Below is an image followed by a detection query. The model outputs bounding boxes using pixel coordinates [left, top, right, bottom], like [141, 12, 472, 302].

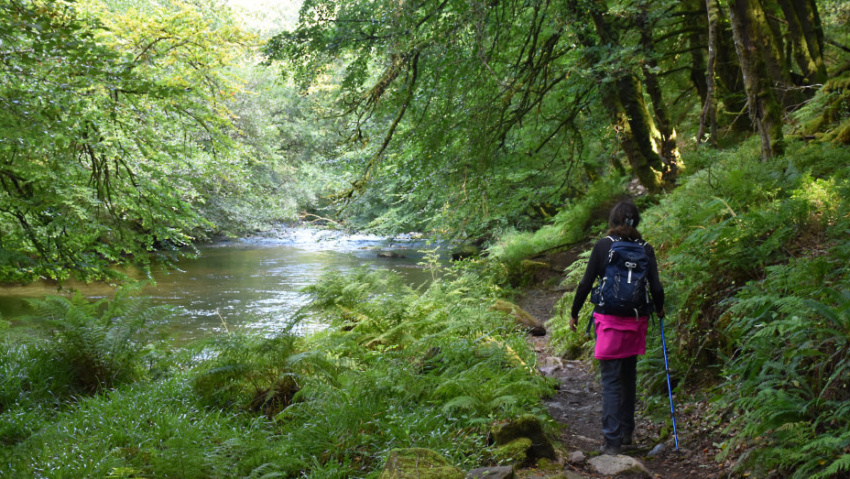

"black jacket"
[570, 236, 665, 319]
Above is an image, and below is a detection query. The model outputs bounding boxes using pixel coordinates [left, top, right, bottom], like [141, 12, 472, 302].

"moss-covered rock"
[490, 415, 556, 462]
[489, 300, 546, 336]
[493, 437, 532, 465]
[378, 448, 464, 479]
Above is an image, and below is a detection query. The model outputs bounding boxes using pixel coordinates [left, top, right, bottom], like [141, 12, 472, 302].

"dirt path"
[517, 289, 731, 478]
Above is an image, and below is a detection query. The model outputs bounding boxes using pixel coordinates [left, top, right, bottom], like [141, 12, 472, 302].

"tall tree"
[0, 0, 255, 282]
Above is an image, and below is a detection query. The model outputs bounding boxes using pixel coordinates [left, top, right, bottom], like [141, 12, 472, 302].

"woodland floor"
[516, 287, 735, 479]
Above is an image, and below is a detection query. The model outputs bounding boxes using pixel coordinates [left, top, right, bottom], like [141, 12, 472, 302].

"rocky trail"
[515, 288, 733, 479]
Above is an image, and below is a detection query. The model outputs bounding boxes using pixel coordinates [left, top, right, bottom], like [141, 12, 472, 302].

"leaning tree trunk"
[728, 0, 786, 158]
[714, 6, 751, 132]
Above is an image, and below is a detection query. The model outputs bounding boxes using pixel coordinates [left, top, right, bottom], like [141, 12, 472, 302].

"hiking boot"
[621, 434, 633, 446]
[599, 442, 622, 455]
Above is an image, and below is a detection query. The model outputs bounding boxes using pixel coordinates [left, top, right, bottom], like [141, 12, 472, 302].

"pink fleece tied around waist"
[593, 312, 649, 360]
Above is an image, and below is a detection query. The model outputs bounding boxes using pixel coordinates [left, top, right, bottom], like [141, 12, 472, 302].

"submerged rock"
[379, 448, 464, 479]
[377, 251, 407, 259]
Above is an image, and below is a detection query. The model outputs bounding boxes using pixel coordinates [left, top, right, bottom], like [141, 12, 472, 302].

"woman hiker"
[569, 200, 665, 455]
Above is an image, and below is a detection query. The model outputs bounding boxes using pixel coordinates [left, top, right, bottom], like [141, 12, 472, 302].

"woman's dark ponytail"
[608, 201, 642, 240]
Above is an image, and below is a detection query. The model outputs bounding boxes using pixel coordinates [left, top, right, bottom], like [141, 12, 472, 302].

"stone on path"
[567, 450, 586, 464]
[466, 465, 514, 479]
[538, 357, 564, 376]
[587, 454, 651, 477]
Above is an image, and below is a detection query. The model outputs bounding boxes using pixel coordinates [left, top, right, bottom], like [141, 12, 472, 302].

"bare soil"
[517, 287, 734, 478]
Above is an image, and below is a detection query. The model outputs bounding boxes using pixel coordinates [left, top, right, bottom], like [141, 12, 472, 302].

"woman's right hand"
[569, 316, 578, 332]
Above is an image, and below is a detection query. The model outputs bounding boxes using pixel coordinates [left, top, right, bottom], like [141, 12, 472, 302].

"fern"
[20, 285, 171, 395]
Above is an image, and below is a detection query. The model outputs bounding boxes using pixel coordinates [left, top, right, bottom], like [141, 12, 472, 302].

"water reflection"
[0, 228, 441, 341]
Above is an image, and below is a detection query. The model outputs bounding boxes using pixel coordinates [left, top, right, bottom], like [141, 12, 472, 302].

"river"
[0, 227, 441, 341]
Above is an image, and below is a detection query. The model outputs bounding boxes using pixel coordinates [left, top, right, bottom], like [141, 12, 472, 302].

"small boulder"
[587, 454, 651, 477]
[466, 465, 514, 479]
[490, 415, 556, 462]
[489, 300, 546, 336]
[379, 448, 464, 479]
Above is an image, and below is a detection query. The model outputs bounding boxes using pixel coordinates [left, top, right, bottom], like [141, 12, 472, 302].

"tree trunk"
[714, 6, 751, 132]
[685, 0, 709, 106]
[586, 0, 665, 192]
[638, 2, 679, 182]
[699, 0, 720, 147]
[777, 0, 827, 84]
[728, 0, 786, 158]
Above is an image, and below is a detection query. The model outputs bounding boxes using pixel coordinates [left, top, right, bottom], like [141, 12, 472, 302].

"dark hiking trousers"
[599, 355, 637, 447]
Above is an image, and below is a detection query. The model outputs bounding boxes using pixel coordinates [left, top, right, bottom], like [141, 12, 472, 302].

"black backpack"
[590, 236, 654, 318]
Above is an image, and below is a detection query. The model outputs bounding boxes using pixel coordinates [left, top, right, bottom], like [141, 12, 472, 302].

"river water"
[0, 227, 440, 341]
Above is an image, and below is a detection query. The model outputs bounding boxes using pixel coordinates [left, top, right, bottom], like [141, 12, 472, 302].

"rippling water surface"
[0, 227, 441, 341]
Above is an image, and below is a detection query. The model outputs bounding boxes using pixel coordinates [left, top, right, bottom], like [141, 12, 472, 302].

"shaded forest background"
[1, 0, 850, 477]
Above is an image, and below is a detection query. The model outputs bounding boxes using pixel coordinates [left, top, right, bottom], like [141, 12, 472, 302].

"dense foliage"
[2, 0, 850, 477]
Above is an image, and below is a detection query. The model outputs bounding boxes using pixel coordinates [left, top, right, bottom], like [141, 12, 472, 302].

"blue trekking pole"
[658, 315, 680, 451]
